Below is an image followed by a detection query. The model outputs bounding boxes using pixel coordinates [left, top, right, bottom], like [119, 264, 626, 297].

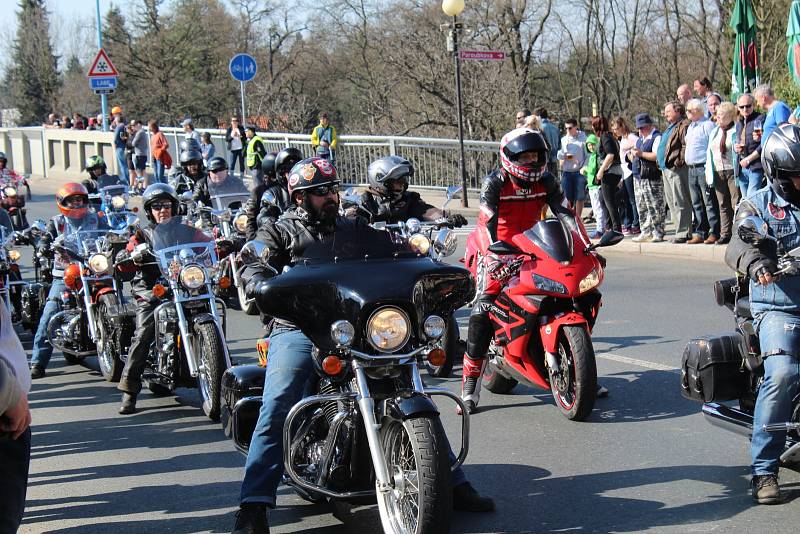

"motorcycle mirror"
[373, 221, 386, 231]
[487, 240, 522, 256]
[240, 239, 269, 266]
[30, 219, 46, 235]
[179, 191, 193, 202]
[433, 228, 458, 258]
[737, 215, 772, 244]
[443, 185, 463, 209]
[406, 218, 422, 234]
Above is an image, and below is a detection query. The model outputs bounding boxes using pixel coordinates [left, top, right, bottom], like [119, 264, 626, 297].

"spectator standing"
[44, 112, 58, 128]
[87, 118, 97, 131]
[612, 116, 640, 235]
[537, 108, 561, 176]
[182, 118, 201, 144]
[684, 98, 720, 244]
[311, 112, 338, 163]
[734, 93, 765, 197]
[148, 120, 172, 184]
[631, 113, 666, 243]
[225, 117, 246, 179]
[245, 127, 267, 183]
[131, 120, 149, 191]
[125, 122, 136, 186]
[657, 100, 693, 243]
[707, 93, 722, 123]
[694, 77, 713, 116]
[676, 84, 693, 105]
[61, 115, 72, 129]
[201, 132, 215, 168]
[754, 84, 791, 147]
[0, 299, 33, 534]
[581, 134, 606, 238]
[705, 102, 740, 244]
[112, 107, 129, 185]
[557, 118, 587, 217]
[593, 116, 623, 233]
[515, 108, 531, 128]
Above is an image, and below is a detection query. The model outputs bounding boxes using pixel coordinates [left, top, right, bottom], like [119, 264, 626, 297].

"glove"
[446, 213, 468, 228]
[749, 258, 777, 284]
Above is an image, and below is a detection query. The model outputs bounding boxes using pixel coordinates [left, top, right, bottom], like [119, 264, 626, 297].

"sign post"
[229, 54, 258, 127]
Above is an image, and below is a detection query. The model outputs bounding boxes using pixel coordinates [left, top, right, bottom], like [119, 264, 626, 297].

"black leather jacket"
[245, 181, 291, 240]
[359, 190, 442, 224]
[116, 225, 162, 302]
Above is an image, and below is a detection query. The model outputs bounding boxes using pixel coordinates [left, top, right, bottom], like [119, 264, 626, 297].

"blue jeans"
[740, 167, 764, 199]
[240, 328, 466, 506]
[687, 165, 720, 238]
[752, 311, 800, 475]
[115, 147, 129, 183]
[30, 279, 66, 369]
[153, 160, 165, 184]
[622, 175, 639, 229]
[561, 171, 587, 203]
[229, 150, 245, 178]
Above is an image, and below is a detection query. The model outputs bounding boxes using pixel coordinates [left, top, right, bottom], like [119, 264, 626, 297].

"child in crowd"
[581, 134, 606, 239]
[201, 132, 215, 168]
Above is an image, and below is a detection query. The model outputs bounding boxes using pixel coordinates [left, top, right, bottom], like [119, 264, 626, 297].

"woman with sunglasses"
[734, 93, 766, 198]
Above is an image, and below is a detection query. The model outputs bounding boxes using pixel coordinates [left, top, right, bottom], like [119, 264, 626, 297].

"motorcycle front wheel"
[377, 415, 452, 534]
[96, 298, 123, 382]
[548, 325, 597, 421]
[194, 321, 226, 421]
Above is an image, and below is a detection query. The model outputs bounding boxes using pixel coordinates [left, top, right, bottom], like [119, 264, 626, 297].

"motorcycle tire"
[548, 325, 597, 421]
[195, 321, 226, 421]
[96, 299, 123, 382]
[426, 314, 458, 378]
[377, 415, 451, 534]
[483, 359, 518, 394]
[237, 281, 258, 316]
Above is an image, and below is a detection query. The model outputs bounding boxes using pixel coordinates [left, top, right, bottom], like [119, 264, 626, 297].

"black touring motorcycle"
[222, 225, 472, 533]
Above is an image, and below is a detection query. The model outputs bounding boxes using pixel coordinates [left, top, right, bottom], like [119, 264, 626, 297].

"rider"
[193, 156, 246, 226]
[116, 183, 181, 414]
[29, 183, 109, 379]
[0, 152, 22, 180]
[231, 157, 494, 534]
[82, 155, 126, 198]
[251, 147, 301, 235]
[174, 149, 207, 196]
[244, 151, 277, 241]
[724, 123, 800, 505]
[460, 127, 582, 414]
[360, 155, 468, 226]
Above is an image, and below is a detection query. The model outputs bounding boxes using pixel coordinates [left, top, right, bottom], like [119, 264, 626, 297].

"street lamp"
[442, 0, 468, 207]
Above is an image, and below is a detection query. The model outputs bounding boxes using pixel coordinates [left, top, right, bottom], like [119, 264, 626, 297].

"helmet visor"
[503, 132, 546, 160]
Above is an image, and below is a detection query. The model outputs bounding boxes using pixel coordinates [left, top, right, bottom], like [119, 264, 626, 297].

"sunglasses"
[150, 201, 173, 211]
[64, 197, 87, 208]
[307, 184, 339, 197]
[738, 104, 753, 109]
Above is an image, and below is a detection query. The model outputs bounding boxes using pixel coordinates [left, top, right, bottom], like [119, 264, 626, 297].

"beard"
[302, 195, 339, 224]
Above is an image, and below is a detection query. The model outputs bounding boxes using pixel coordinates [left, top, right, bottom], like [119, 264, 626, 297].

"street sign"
[229, 53, 257, 82]
[93, 89, 115, 95]
[90, 77, 117, 91]
[87, 48, 119, 77]
[458, 50, 506, 61]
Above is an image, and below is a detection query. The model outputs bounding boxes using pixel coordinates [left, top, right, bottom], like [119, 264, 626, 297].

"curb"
[604, 238, 726, 263]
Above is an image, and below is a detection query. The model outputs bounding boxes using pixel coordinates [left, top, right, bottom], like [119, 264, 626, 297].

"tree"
[5, 0, 60, 125]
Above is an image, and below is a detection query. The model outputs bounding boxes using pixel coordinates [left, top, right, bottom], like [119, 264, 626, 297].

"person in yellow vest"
[311, 112, 338, 164]
[245, 127, 267, 183]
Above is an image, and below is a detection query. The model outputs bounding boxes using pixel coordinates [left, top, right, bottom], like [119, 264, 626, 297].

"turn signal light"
[64, 263, 82, 290]
[256, 338, 270, 367]
[219, 276, 232, 289]
[152, 284, 167, 298]
[322, 355, 343, 375]
[427, 348, 446, 367]
[132, 206, 139, 213]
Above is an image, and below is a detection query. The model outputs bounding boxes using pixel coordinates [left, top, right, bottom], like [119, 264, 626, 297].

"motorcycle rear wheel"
[195, 321, 226, 421]
[96, 300, 123, 382]
[549, 325, 597, 421]
[377, 415, 451, 534]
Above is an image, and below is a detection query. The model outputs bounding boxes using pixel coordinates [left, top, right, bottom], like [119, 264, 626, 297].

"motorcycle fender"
[93, 286, 116, 304]
[539, 312, 589, 354]
[192, 312, 218, 330]
[384, 394, 439, 421]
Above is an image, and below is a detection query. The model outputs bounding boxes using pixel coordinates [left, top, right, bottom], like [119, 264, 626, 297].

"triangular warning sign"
[87, 49, 118, 77]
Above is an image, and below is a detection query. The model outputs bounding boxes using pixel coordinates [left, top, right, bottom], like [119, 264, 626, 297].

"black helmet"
[207, 156, 228, 173]
[142, 183, 179, 223]
[500, 128, 549, 186]
[262, 151, 278, 180]
[179, 138, 201, 152]
[0, 151, 6, 163]
[763, 123, 800, 206]
[287, 157, 339, 199]
[179, 149, 203, 167]
[367, 155, 414, 197]
[275, 147, 303, 177]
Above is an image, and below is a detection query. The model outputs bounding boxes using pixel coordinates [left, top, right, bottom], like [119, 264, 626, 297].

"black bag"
[221, 364, 265, 446]
[681, 332, 747, 402]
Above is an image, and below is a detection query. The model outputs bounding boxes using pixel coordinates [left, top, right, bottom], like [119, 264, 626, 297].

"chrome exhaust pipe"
[701, 402, 753, 438]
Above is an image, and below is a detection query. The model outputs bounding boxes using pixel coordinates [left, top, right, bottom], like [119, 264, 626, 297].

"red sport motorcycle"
[464, 218, 622, 420]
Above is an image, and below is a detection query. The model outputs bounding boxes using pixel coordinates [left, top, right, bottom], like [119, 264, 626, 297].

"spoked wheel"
[377, 416, 451, 534]
[426, 314, 458, 378]
[548, 325, 597, 421]
[194, 321, 227, 421]
[96, 300, 123, 382]
[237, 280, 258, 315]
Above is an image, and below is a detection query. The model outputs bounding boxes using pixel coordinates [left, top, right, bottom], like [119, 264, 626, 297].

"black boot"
[453, 482, 495, 512]
[232, 503, 269, 534]
[30, 366, 45, 379]
[119, 393, 137, 415]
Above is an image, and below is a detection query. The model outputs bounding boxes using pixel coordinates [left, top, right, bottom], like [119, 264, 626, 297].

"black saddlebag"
[221, 365, 265, 447]
[681, 332, 747, 402]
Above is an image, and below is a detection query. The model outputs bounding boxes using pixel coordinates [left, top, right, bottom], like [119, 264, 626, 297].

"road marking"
[596, 351, 680, 373]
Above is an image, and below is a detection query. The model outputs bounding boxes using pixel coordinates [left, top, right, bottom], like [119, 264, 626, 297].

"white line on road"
[596, 351, 680, 373]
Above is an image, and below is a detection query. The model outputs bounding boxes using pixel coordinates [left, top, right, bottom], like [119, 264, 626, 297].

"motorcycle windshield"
[522, 218, 573, 263]
[62, 229, 112, 260]
[255, 226, 475, 351]
[99, 184, 130, 211]
[96, 175, 127, 189]
[151, 216, 216, 279]
[208, 176, 250, 211]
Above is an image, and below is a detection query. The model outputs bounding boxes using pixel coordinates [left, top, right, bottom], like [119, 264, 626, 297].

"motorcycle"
[0, 209, 26, 322]
[93, 183, 138, 231]
[685, 215, 800, 465]
[17, 219, 52, 333]
[222, 225, 471, 533]
[131, 216, 231, 420]
[464, 218, 623, 421]
[47, 224, 132, 379]
[0, 173, 29, 230]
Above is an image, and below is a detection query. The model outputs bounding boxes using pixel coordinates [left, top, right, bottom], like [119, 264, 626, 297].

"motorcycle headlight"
[111, 195, 126, 209]
[8, 250, 20, 262]
[433, 228, 458, 257]
[88, 253, 109, 274]
[367, 307, 411, 353]
[233, 213, 248, 233]
[579, 269, 600, 293]
[408, 233, 431, 255]
[330, 320, 355, 347]
[4, 187, 17, 197]
[180, 264, 206, 289]
[533, 273, 568, 294]
[423, 315, 446, 340]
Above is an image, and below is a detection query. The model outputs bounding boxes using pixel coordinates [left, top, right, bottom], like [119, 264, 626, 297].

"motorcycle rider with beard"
[231, 157, 494, 534]
[29, 183, 110, 379]
[359, 155, 468, 227]
[724, 123, 800, 504]
[115, 183, 181, 414]
[460, 127, 588, 414]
